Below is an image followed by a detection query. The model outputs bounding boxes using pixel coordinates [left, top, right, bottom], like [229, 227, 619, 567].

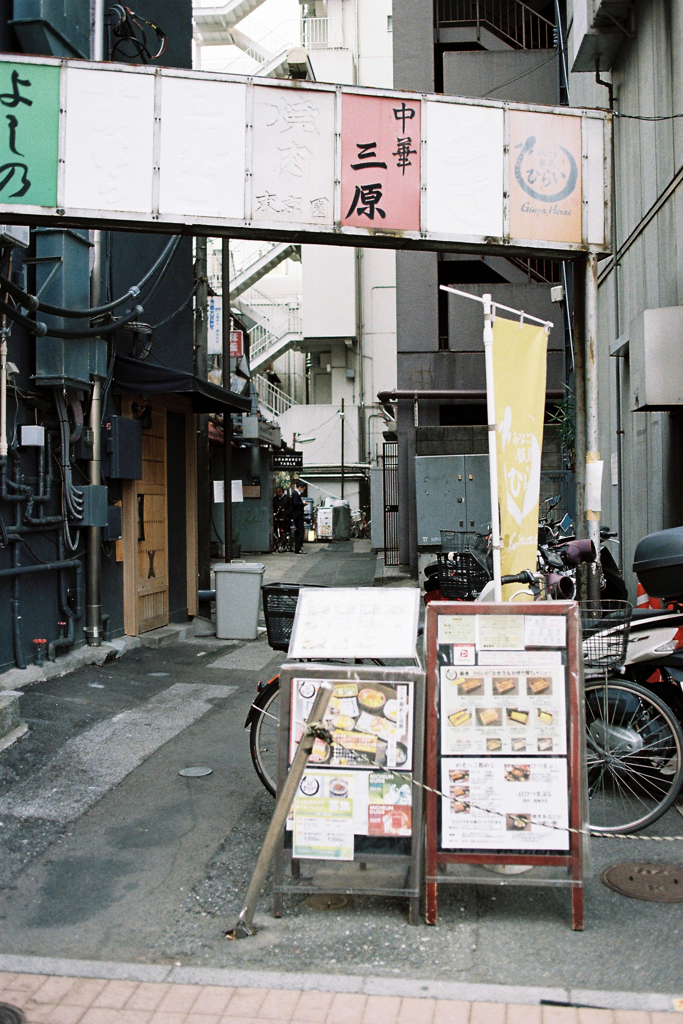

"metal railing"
[302, 17, 343, 49]
[250, 302, 302, 363]
[254, 374, 299, 418]
[437, 0, 555, 50]
[216, 16, 343, 73]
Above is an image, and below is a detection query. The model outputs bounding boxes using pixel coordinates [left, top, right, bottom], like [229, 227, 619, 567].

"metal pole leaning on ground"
[226, 681, 334, 939]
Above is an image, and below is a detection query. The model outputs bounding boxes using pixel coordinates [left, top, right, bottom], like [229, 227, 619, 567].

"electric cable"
[107, 5, 168, 63]
[0, 234, 178, 319]
[0, 295, 143, 338]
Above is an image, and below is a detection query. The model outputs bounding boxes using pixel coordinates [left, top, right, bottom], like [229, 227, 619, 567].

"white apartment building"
[194, 0, 397, 509]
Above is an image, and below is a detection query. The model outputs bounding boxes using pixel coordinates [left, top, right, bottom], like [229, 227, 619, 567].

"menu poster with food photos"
[440, 665, 566, 756]
[441, 757, 569, 850]
[293, 769, 355, 860]
[290, 678, 413, 771]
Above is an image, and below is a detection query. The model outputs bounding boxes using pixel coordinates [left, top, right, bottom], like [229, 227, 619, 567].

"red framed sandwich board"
[424, 600, 586, 930]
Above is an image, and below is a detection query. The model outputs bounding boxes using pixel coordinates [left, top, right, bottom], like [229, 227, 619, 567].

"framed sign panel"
[425, 601, 586, 931]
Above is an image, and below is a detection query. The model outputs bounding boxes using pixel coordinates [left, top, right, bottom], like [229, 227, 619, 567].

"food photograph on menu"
[440, 665, 566, 756]
[290, 678, 414, 770]
[440, 757, 570, 850]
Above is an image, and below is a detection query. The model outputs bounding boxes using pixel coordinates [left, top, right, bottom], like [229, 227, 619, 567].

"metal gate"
[382, 441, 400, 566]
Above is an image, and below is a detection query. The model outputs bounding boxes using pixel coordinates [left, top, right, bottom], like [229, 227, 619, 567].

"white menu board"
[288, 587, 420, 660]
[440, 664, 566, 756]
[441, 757, 569, 851]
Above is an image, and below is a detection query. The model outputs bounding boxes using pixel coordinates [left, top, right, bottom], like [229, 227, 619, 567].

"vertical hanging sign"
[341, 94, 421, 232]
[492, 318, 548, 598]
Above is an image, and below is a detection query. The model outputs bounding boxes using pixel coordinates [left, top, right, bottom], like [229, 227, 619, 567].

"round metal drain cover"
[602, 862, 683, 902]
[178, 766, 212, 777]
[305, 894, 352, 911]
[0, 1003, 26, 1024]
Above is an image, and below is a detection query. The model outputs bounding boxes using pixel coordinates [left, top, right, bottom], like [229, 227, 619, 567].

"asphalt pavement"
[0, 539, 682, 1003]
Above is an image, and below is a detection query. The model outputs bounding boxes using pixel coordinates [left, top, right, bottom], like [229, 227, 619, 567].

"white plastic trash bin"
[214, 562, 266, 640]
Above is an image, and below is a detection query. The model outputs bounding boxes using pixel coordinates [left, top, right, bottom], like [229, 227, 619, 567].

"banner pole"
[482, 294, 502, 602]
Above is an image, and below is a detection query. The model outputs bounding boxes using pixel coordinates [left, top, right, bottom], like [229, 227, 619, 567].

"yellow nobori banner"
[492, 318, 548, 600]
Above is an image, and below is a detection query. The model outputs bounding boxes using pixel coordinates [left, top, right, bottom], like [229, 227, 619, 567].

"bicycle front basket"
[580, 600, 632, 669]
[436, 550, 491, 601]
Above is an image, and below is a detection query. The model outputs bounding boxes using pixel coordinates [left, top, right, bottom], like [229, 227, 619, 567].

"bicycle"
[273, 516, 293, 553]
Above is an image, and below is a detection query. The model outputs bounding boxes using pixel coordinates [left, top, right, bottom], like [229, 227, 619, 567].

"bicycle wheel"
[249, 678, 280, 796]
[585, 677, 683, 834]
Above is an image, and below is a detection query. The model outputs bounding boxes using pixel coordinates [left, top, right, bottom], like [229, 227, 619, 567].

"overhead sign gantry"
[0, 55, 610, 256]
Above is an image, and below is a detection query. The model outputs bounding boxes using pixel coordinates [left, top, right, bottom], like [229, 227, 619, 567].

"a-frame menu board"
[424, 601, 586, 930]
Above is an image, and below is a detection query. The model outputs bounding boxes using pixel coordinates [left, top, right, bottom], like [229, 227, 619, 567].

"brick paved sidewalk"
[0, 974, 681, 1024]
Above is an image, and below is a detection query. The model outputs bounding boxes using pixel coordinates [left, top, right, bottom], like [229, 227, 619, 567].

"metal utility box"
[79, 484, 108, 527]
[103, 416, 143, 480]
[105, 504, 122, 542]
[33, 228, 92, 389]
[630, 307, 683, 411]
[415, 455, 490, 547]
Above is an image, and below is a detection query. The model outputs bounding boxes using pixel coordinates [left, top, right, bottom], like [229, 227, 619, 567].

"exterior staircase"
[193, 0, 269, 45]
[250, 301, 303, 373]
[254, 374, 299, 419]
[231, 242, 301, 300]
[436, 0, 555, 49]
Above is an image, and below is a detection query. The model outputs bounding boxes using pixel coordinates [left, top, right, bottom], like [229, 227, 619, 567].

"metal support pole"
[221, 237, 233, 561]
[340, 397, 345, 499]
[84, 379, 102, 644]
[482, 294, 502, 602]
[573, 257, 587, 602]
[194, 238, 211, 612]
[226, 681, 334, 939]
[585, 253, 601, 602]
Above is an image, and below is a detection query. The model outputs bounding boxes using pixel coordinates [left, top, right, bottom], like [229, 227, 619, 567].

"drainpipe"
[84, 379, 103, 644]
[585, 254, 601, 602]
[221, 237, 233, 561]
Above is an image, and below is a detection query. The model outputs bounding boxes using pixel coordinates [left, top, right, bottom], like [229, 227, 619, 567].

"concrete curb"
[0, 953, 679, 1012]
[0, 623, 198, 694]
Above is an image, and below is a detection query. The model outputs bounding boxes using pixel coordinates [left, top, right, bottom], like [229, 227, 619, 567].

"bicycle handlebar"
[500, 570, 538, 586]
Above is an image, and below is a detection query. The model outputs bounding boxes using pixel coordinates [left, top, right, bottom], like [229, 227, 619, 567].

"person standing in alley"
[291, 481, 306, 554]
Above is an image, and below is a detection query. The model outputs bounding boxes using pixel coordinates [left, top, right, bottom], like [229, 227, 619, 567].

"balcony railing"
[437, 0, 555, 50]
[302, 17, 344, 50]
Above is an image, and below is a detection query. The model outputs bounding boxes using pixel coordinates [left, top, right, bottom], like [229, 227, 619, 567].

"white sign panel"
[207, 295, 222, 356]
[63, 67, 155, 214]
[288, 587, 420, 660]
[425, 100, 504, 239]
[441, 757, 569, 850]
[159, 77, 246, 220]
[440, 664, 567, 756]
[250, 86, 336, 226]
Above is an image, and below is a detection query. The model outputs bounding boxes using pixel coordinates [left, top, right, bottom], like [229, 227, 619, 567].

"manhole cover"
[178, 766, 212, 777]
[305, 894, 352, 911]
[0, 1003, 26, 1024]
[602, 862, 683, 902]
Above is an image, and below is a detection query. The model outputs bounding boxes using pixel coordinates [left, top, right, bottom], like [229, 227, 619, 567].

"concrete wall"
[443, 50, 560, 104]
[567, 0, 683, 592]
[277, 404, 360, 468]
[302, 246, 357, 339]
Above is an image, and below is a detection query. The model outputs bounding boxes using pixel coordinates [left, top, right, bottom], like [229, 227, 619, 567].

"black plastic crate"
[436, 550, 490, 601]
[262, 583, 300, 652]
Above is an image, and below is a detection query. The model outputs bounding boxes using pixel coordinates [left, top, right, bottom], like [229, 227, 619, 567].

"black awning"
[112, 355, 252, 413]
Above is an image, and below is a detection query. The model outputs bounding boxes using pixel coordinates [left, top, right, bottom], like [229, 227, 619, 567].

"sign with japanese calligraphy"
[341, 94, 420, 232]
[251, 85, 335, 226]
[0, 55, 610, 258]
[0, 62, 59, 207]
[492, 318, 549, 598]
[230, 329, 243, 358]
[509, 110, 582, 245]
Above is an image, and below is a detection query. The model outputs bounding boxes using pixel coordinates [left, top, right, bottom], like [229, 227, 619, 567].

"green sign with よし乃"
[0, 61, 59, 207]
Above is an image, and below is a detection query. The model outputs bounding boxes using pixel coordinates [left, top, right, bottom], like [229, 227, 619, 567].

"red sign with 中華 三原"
[341, 94, 421, 233]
